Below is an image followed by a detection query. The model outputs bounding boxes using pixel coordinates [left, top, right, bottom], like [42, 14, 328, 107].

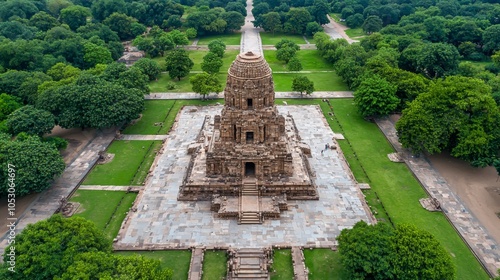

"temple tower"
[206, 52, 293, 179]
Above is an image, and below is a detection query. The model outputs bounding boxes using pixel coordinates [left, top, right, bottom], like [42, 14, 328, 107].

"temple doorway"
[245, 162, 256, 176]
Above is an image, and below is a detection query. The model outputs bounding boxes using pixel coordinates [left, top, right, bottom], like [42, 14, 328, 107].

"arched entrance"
[245, 162, 256, 176]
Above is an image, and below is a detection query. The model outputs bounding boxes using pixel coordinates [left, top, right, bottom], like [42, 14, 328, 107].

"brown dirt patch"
[427, 152, 500, 244]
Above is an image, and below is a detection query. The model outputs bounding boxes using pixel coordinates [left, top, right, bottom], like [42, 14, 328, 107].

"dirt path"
[428, 153, 500, 244]
[324, 15, 358, 44]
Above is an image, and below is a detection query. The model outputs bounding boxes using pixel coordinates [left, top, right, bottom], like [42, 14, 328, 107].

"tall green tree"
[132, 58, 162, 81]
[208, 40, 226, 58]
[164, 49, 194, 81]
[483, 25, 500, 54]
[60, 5, 91, 31]
[396, 76, 500, 165]
[201, 52, 223, 74]
[292, 76, 314, 96]
[287, 57, 303, 71]
[0, 135, 65, 197]
[354, 75, 398, 118]
[261, 12, 282, 34]
[91, 0, 127, 21]
[6, 105, 55, 136]
[362, 15, 383, 34]
[190, 73, 222, 100]
[0, 93, 22, 121]
[1, 215, 111, 279]
[83, 42, 113, 68]
[416, 43, 460, 79]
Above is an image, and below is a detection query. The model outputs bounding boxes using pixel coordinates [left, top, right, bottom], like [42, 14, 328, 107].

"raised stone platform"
[115, 105, 372, 249]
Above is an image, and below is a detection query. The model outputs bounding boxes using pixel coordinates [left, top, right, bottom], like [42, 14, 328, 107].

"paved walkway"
[115, 105, 371, 249]
[0, 128, 116, 257]
[187, 248, 204, 280]
[376, 118, 500, 276]
[291, 247, 309, 280]
[324, 15, 358, 44]
[145, 91, 353, 100]
[119, 134, 168, 141]
[78, 185, 143, 191]
[241, 0, 262, 54]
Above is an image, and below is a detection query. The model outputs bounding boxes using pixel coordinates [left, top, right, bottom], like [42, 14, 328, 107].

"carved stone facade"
[179, 52, 317, 223]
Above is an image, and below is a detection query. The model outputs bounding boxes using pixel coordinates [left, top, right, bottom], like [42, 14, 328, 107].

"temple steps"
[228, 248, 270, 280]
[239, 212, 261, 224]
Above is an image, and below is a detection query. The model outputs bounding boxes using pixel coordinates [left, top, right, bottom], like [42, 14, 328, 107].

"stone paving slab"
[145, 91, 353, 100]
[115, 105, 370, 249]
[188, 248, 204, 280]
[0, 129, 116, 257]
[376, 117, 500, 276]
[291, 246, 309, 280]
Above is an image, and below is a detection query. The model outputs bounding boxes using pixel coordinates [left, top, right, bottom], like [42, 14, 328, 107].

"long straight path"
[376, 117, 500, 276]
[145, 91, 353, 99]
[240, 0, 262, 54]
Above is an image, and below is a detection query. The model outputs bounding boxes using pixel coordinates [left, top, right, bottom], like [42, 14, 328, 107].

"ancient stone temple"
[179, 52, 317, 224]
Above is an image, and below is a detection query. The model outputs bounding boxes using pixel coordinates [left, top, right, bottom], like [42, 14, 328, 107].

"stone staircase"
[227, 248, 270, 279]
[239, 179, 261, 224]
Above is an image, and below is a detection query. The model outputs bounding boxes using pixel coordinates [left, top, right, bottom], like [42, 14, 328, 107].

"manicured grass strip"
[273, 72, 349, 91]
[263, 50, 335, 71]
[123, 100, 176, 135]
[303, 249, 348, 280]
[149, 73, 228, 93]
[260, 32, 307, 45]
[131, 140, 163, 185]
[70, 190, 137, 238]
[70, 190, 125, 230]
[105, 192, 137, 238]
[201, 250, 227, 280]
[83, 140, 161, 186]
[197, 33, 242, 45]
[270, 249, 294, 280]
[115, 250, 192, 280]
[277, 99, 488, 279]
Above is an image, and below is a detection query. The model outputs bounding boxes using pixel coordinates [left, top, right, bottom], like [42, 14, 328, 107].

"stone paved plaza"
[116, 105, 371, 249]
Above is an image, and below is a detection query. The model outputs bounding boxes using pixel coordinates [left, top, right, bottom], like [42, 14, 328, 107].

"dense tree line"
[252, 0, 329, 35]
[0, 215, 173, 279]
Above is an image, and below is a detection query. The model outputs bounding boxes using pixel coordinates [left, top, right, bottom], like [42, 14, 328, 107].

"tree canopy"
[354, 74, 399, 118]
[6, 105, 55, 136]
[164, 49, 194, 81]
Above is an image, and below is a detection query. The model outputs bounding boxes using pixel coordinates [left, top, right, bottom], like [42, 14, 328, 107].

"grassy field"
[277, 98, 489, 280]
[273, 72, 349, 91]
[123, 100, 176, 135]
[197, 33, 241, 45]
[83, 140, 162, 186]
[70, 190, 137, 238]
[260, 32, 308, 45]
[263, 50, 335, 71]
[270, 249, 294, 280]
[201, 250, 227, 280]
[149, 73, 228, 93]
[345, 28, 365, 38]
[115, 250, 192, 280]
[303, 249, 347, 280]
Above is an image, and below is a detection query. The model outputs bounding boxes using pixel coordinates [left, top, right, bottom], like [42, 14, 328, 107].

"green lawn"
[149, 73, 228, 93]
[83, 140, 162, 186]
[201, 250, 227, 280]
[270, 249, 294, 280]
[260, 32, 307, 45]
[123, 100, 176, 135]
[345, 28, 365, 38]
[273, 72, 349, 91]
[264, 50, 335, 71]
[303, 249, 348, 280]
[277, 99, 489, 280]
[197, 33, 242, 45]
[70, 190, 137, 239]
[115, 250, 192, 280]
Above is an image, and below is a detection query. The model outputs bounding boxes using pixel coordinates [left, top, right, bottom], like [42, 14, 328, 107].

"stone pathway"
[0, 128, 116, 257]
[114, 105, 371, 249]
[119, 134, 168, 141]
[291, 247, 309, 280]
[376, 117, 500, 276]
[145, 91, 353, 100]
[188, 247, 204, 280]
[78, 185, 143, 191]
[241, 0, 262, 54]
[324, 15, 358, 44]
